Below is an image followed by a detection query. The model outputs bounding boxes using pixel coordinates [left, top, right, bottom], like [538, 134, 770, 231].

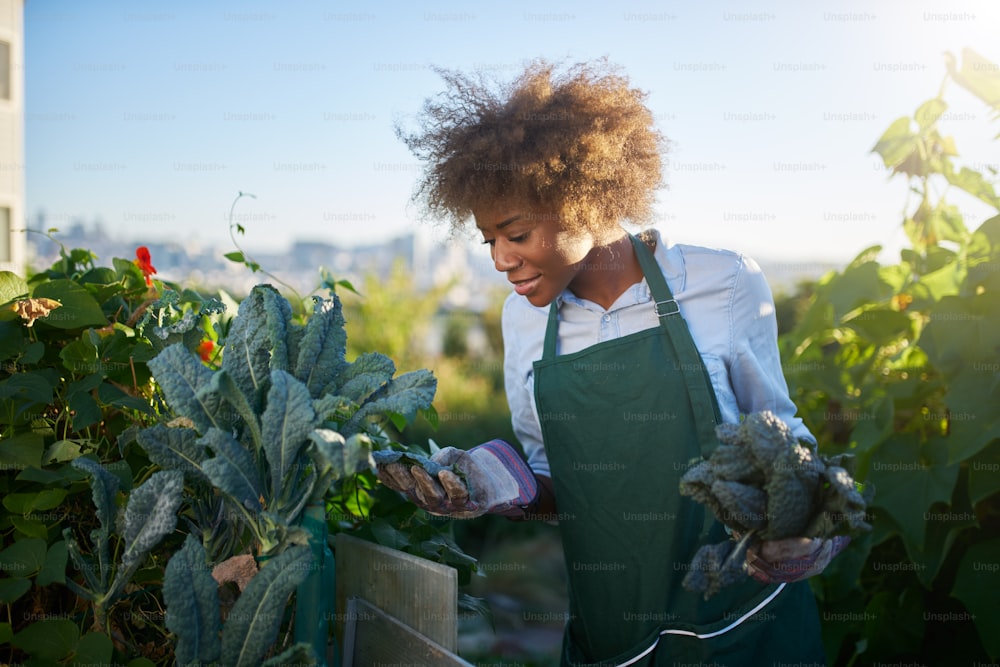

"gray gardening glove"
[374, 440, 539, 519]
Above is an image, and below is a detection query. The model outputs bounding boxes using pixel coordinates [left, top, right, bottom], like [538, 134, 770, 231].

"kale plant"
[134, 284, 437, 665]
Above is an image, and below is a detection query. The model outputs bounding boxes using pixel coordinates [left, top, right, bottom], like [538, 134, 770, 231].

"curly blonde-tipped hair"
[396, 58, 668, 238]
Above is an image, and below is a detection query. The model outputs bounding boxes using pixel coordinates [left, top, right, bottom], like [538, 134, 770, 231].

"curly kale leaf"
[294, 293, 349, 398]
[682, 535, 752, 600]
[342, 369, 437, 436]
[221, 284, 292, 409]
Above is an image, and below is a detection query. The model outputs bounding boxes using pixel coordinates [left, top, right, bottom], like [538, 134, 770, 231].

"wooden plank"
[334, 533, 459, 651]
[342, 597, 473, 667]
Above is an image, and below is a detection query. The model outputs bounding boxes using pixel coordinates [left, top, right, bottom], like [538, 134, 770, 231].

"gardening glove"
[745, 535, 850, 584]
[374, 439, 538, 519]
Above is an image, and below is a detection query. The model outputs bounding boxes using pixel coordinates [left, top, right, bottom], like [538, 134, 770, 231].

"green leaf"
[164, 535, 222, 665]
[850, 396, 894, 458]
[73, 631, 114, 667]
[312, 393, 352, 423]
[97, 382, 153, 414]
[71, 457, 120, 546]
[945, 166, 1000, 208]
[861, 587, 926, 658]
[843, 308, 913, 346]
[420, 405, 440, 430]
[222, 284, 293, 406]
[31, 279, 107, 329]
[148, 343, 227, 434]
[0, 270, 29, 305]
[220, 544, 313, 667]
[0, 537, 47, 577]
[950, 538, 1000, 659]
[910, 262, 966, 310]
[10, 517, 49, 540]
[36, 540, 68, 586]
[0, 621, 11, 643]
[12, 619, 79, 661]
[0, 430, 44, 470]
[914, 97, 947, 130]
[871, 116, 917, 168]
[224, 251, 246, 263]
[0, 373, 54, 410]
[294, 293, 349, 397]
[947, 48, 1000, 113]
[1, 489, 68, 515]
[921, 294, 999, 374]
[0, 577, 31, 604]
[262, 370, 317, 494]
[868, 434, 960, 552]
[58, 336, 100, 374]
[135, 424, 210, 481]
[120, 470, 184, 572]
[345, 369, 437, 435]
[42, 440, 83, 465]
[966, 215, 1000, 289]
[66, 388, 101, 431]
[942, 372, 1000, 464]
[261, 643, 319, 667]
[126, 659, 158, 667]
[207, 368, 262, 450]
[968, 442, 1000, 506]
[908, 480, 977, 588]
[827, 261, 894, 321]
[333, 352, 395, 400]
[200, 428, 265, 512]
[309, 430, 373, 482]
[370, 517, 413, 550]
[0, 320, 26, 361]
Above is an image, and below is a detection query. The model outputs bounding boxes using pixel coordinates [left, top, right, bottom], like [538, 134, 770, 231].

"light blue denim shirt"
[501, 229, 815, 479]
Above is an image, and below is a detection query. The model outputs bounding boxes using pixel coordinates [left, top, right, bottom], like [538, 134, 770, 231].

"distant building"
[0, 0, 22, 275]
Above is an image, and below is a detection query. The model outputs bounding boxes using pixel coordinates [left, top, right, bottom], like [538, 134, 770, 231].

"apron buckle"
[655, 299, 679, 317]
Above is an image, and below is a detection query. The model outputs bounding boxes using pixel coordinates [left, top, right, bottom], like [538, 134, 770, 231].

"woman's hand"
[374, 440, 539, 519]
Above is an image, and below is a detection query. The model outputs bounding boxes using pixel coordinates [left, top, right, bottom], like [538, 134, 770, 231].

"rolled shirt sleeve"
[726, 255, 816, 446]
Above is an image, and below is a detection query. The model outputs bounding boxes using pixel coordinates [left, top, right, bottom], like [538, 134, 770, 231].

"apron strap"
[629, 234, 724, 543]
[542, 294, 560, 359]
[629, 234, 722, 457]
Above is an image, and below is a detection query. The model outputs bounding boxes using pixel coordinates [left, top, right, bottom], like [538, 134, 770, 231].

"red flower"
[134, 246, 157, 286]
[197, 339, 216, 363]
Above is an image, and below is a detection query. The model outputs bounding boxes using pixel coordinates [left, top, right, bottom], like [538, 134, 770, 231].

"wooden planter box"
[334, 533, 473, 666]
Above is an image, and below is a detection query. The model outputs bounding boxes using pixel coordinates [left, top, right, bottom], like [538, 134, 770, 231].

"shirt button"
[602, 314, 611, 323]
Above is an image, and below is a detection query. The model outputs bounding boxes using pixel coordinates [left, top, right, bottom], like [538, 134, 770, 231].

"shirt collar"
[556, 228, 684, 311]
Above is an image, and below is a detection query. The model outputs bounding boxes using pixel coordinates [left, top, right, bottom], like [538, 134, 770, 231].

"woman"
[377, 59, 840, 666]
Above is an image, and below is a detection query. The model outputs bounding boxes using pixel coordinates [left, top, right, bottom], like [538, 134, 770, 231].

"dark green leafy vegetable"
[679, 410, 872, 598]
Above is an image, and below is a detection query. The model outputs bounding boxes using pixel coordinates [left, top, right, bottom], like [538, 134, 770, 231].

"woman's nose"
[492, 239, 521, 273]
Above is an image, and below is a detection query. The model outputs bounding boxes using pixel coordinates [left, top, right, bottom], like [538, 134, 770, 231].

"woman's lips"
[511, 275, 541, 296]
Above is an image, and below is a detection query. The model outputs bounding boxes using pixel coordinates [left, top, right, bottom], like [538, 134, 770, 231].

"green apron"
[532, 235, 826, 666]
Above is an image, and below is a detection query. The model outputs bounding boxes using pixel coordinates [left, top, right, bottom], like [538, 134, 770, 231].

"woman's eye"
[509, 233, 528, 243]
[481, 238, 495, 247]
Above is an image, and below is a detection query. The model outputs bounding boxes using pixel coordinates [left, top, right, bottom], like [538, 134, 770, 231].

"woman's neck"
[568, 231, 650, 310]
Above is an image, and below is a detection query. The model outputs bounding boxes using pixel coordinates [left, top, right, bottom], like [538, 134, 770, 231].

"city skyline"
[24, 211, 839, 303]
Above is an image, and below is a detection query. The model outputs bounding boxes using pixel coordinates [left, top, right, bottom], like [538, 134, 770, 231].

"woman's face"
[474, 204, 595, 307]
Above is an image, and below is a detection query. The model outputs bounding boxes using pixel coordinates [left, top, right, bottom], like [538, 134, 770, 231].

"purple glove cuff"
[747, 535, 851, 584]
[476, 439, 539, 509]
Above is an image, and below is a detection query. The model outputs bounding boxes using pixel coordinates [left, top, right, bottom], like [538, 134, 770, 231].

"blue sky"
[23, 0, 1000, 266]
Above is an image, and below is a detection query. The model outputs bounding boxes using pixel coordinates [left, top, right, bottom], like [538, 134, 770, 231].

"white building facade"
[0, 0, 23, 275]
